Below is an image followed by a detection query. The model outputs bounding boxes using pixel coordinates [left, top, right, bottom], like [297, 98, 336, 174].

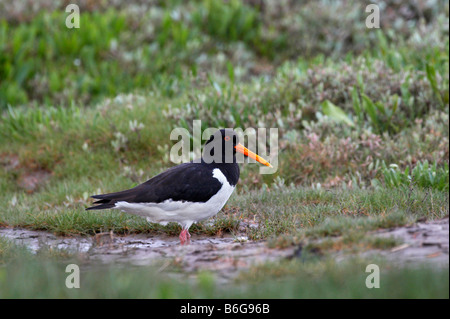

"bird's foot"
[179, 229, 191, 245]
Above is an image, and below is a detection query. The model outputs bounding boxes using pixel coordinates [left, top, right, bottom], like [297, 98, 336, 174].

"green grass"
[377, 161, 449, 191]
[0, 0, 449, 298]
[233, 186, 448, 243]
[0, 183, 447, 247]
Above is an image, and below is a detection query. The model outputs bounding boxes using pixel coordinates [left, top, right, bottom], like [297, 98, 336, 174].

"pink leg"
[179, 229, 191, 245]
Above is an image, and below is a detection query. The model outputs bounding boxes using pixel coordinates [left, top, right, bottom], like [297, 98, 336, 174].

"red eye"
[224, 136, 230, 141]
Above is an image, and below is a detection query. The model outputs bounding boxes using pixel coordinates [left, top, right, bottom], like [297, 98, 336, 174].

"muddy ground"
[366, 217, 449, 266]
[0, 217, 448, 281]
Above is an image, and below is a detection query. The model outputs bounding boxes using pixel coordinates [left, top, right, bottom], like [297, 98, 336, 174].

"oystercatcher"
[86, 129, 272, 245]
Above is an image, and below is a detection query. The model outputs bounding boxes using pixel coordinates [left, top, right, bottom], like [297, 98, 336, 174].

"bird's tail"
[85, 195, 116, 211]
[86, 187, 138, 211]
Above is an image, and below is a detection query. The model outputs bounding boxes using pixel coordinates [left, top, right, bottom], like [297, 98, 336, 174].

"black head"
[202, 129, 272, 168]
[202, 129, 239, 164]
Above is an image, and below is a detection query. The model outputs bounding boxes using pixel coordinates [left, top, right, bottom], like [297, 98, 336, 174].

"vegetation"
[0, 0, 448, 298]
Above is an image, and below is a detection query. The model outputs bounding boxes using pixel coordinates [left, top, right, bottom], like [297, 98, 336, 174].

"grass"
[0, 0, 449, 298]
[234, 186, 448, 243]
[1, 181, 447, 240]
[377, 161, 449, 191]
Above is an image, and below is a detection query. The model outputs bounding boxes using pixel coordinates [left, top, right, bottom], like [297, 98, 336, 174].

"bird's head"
[203, 129, 272, 167]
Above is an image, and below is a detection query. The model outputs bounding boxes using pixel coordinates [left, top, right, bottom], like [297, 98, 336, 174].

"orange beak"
[235, 143, 273, 168]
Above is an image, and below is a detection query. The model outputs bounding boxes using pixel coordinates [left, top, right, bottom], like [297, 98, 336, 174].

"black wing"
[86, 163, 222, 210]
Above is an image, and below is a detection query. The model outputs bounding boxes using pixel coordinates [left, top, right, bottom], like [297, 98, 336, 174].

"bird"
[86, 129, 272, 245]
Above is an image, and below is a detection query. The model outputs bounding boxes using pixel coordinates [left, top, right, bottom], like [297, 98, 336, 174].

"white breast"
[114, 168, 235, 229]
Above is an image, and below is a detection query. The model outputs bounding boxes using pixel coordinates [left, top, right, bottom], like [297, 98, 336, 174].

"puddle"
[0, 228, 293, 282]
[1, 217, 448, 281]
[364, 217, 449, 266]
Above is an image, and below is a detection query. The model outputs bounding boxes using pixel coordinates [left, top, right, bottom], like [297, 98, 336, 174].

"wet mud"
[0, 228, 292, 281]
[366, 217, 449, 266]
[1, 217, 448, 281]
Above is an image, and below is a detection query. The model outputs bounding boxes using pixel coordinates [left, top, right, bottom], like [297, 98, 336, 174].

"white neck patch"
[212, 168, 229, 185]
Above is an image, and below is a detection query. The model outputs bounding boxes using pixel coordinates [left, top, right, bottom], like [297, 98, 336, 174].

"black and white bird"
[86, 129, 272, 245]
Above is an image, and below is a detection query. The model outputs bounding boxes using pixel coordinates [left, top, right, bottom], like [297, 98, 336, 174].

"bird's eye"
[224, 136, 230, 141]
